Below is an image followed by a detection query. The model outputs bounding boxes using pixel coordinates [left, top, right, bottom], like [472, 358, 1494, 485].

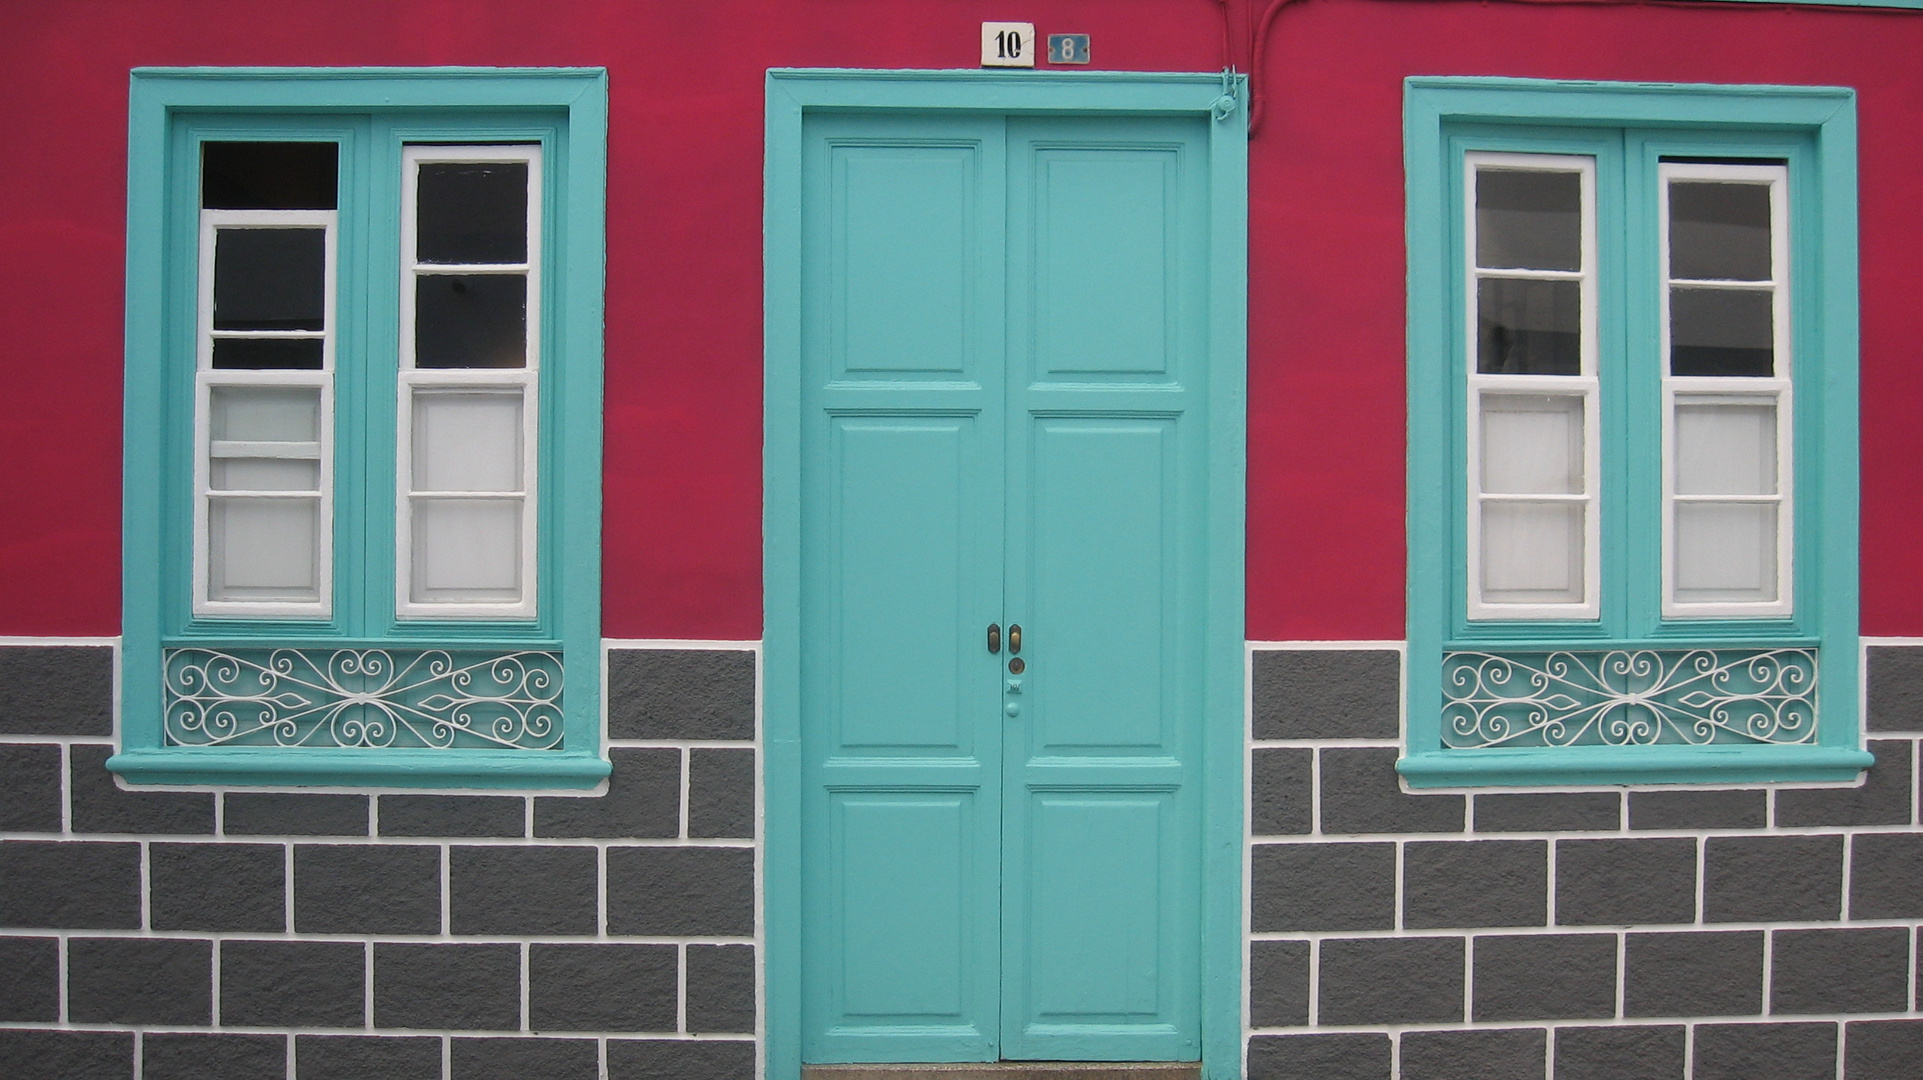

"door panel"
[1001, 116, 1206, 1062]
[1025, 418, 1173, 751]
[831, 143, 980, 378]
[1030, 147, 1179, 379]
[800, 110, 1208, 1065]
[801, 113, 1006, 1064]
[832, 792, 977, 1018]
[830, 418, 976, 751]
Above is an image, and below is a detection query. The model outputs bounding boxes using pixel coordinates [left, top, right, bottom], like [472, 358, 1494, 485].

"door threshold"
[803, 1064, 1202, 1080]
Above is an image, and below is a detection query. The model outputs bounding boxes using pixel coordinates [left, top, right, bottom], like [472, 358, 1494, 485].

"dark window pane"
[1670, 181, 1771, 281]
[1477, 277, 1581, 375]
[1671, 287, 1774, 376]
[417, 162, 529, 265]
[202, 142, 337, 210]
[415, 274, 527, 368]
[213, 228, 325, 331]
[1476, 169, 1581, 272]
[212, 338, 324, 370]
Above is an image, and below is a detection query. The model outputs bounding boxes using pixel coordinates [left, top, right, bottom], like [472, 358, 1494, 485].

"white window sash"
[1659, 161, 1793, 619]
[395, 144, 542, 621]
[1464, 151, 1602, 621]
[192, 209, 336, 620]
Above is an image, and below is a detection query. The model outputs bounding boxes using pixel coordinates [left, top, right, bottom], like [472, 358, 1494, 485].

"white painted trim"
[0, 635, 121, 646]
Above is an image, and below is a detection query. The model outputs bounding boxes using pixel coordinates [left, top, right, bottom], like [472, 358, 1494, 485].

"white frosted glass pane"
[211, 385, 319, 442]
[1675, 401, 1776, 496]
[1675, 501, 1778, 603]
[211, 458, 319, 492]
[1481, 501, 1584, 604]
[1481, 394, 1583, 495]
[412, 390, 522, 492]
[208, 496, 319, 600]
[412, 497, 522, 602]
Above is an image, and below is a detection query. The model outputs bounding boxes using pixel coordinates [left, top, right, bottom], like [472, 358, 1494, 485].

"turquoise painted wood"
[999, 116, 1206, 1061]
[799, 112, 1009, 1062]
[798, 110, 1210, 1064]
[1399, 78, 1866, 788]
[115, 69, 609, 788]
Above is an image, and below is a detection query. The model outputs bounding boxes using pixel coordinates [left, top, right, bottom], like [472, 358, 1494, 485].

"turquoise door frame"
[766, 69, 1248, 1080]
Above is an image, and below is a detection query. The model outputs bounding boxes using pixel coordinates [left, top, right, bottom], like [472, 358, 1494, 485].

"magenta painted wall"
[2, 0, 1920, 642]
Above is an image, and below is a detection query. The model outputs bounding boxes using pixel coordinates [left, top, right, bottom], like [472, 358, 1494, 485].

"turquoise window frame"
[115, 68, 609, 789]
[1402, 76, 1871, 788]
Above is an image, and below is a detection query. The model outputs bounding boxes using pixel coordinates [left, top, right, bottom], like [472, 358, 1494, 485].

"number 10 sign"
[981, 22, 1035, 67]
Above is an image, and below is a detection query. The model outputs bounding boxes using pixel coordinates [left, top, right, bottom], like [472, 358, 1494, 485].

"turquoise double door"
[798, 110, 1214, 1064]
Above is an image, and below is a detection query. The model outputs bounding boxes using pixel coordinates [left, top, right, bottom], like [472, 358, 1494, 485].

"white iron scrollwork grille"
[164, 647, 564, 750]
[1442, 648, 1817, 748]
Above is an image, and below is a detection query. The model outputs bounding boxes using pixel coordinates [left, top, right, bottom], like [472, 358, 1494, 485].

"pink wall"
[2, 0, 1919, 641]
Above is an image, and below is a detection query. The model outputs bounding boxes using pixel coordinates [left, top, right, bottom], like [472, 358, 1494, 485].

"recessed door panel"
[831, 417, 977, 752]
[832, 143, 980, 378]
[831, 793, 978, 1020]
[1021, 792, 1172, 1022]
[1027, 418, 1173, 752]
[1031, 149, 1178, 379]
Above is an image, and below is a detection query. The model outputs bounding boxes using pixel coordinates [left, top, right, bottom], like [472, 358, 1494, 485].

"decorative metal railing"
[1442, 647, 1817, 748]
[163, 647, 564, 750]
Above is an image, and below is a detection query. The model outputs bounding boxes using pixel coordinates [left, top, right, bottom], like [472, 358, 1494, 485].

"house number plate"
[982, 22, 1035, 67]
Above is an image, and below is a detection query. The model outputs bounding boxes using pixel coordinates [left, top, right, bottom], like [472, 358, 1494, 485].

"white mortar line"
[60, 742, 72, 836]
[1394, 840, 1406, 932]
[1310, 751, 1323, 836]
[1694, 837, 1708, 924]
[680, 748, 693, 839]
[211, 938, 222, 1027]
[442, 1034, 452, 1080]
[0, 830, 755, 848]
[521, 941, 532, 1033]
[363, 942, 375, 1029]
[139, 841, 152, 931]
[283, 844, 296, 933]
[0, 927, 754, 945]
[440, 844, 452, 937]
[0, 1019, 749, 1038]
[134, 1030, 144, 1080]
[677, 942, 689, 1034]
[1544, 839, 1558, 927]
[56, 935, 68, 1024]
[1306, 938, 1320, 1026]
[1614, 932, 1627, 1020]
[1760, 930, 1775, 1016]
[598, 844, 609, 938]
[1461, 934, 1474, 1025]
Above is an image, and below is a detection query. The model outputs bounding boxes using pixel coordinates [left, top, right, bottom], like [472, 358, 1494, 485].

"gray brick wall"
[1247, 644, 1923, 1080]
[0, 643, 759, 1080]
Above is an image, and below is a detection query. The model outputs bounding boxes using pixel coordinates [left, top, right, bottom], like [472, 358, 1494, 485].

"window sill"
[106, 747, 611, 790]
[1397, 744, 1874, 789]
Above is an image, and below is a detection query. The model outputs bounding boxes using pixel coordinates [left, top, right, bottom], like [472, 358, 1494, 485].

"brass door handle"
[987, 623, 1001, 654]
[1008, 624, 1022, 654]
